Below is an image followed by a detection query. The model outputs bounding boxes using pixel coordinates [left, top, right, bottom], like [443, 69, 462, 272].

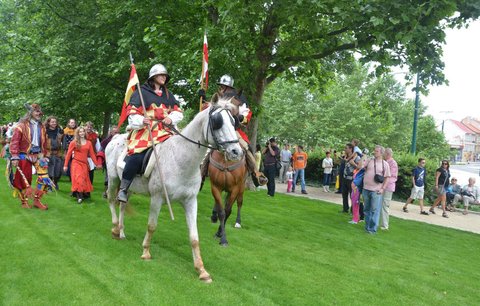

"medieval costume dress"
[46, 125, 64, 188]
[64, 140, 99, 201]
[63, 126, 76, 179]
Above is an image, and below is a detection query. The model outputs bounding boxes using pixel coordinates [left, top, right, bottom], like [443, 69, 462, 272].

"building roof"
[449, 119, 476, 134]
[463, 122, 480, 134]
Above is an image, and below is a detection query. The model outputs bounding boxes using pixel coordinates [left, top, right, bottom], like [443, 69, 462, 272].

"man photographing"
[262, 138, 280, 197]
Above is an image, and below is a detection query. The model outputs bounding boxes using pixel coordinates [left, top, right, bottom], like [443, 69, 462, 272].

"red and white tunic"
[126, 83, 183, 155]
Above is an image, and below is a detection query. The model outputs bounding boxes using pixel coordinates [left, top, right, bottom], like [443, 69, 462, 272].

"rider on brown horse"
[200, 74, 267, 187]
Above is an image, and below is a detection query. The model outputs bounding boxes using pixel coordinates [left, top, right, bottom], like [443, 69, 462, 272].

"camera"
[265, 141, 270, 147]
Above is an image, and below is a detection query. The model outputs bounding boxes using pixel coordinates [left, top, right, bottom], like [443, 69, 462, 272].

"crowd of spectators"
[255, 136, 479, 234]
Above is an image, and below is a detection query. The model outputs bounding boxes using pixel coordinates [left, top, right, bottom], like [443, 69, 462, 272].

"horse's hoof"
[200, 275, 213, 284]
[210, 216, 218, 223]
[219, 241, 229, 247]
[141, 251, 152, 260]
[111, 230, 121, 239]
[214, 233, 221, 239]
[234, 223, 242, 228]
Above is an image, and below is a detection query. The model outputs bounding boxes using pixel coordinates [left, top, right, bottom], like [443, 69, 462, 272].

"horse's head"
[206, 94, 243, 161]
[213, 89, 245, 117]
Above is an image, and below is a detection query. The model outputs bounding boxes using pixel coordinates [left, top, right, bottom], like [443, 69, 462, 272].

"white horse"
[105, 97, 243, 283]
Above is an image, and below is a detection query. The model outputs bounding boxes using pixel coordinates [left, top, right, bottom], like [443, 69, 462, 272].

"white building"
[442, 119, 478, 162]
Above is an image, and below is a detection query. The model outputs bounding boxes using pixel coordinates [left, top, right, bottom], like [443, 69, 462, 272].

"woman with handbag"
[430, 160, 451, 218]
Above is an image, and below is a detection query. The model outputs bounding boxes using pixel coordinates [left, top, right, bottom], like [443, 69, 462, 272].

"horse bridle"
[207, 107, 239, 149]
[166, 106, 239, 151]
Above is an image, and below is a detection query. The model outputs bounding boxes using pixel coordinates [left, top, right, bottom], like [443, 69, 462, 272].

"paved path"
[269, 182, 480, 235]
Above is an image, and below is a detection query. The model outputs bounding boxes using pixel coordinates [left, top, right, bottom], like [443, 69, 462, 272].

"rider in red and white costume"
[116, 64, 183, 203]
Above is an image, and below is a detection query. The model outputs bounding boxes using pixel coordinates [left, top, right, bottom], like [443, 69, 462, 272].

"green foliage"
[259, 63, 450, 160]
[416, 115, 451, 160]
[0, 0, 158, 133]
[1, 0, 479, 140]
[303, 150, 325, 183]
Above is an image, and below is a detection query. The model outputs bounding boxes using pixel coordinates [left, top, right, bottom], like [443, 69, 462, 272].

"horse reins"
[166, 124, 217, 150]
[164, 107, 239, 152]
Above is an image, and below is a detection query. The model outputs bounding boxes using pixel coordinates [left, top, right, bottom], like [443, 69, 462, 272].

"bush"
[304, 150, 325, 183]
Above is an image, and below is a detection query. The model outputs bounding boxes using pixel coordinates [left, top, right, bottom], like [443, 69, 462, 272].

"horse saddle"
[117, 147, 156, 178]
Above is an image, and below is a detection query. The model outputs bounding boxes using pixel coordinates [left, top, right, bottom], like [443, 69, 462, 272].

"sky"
[399, 19, 480, 124]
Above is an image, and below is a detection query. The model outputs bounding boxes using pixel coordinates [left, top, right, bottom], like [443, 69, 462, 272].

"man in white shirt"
[279, 144, 292, 183]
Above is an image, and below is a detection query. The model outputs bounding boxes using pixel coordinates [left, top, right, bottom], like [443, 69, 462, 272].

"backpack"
[353, 168, 365, 189]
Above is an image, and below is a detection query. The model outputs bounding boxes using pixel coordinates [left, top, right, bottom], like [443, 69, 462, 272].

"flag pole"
[129, 52, 174, 221]
[199, 53, 205, 113]
[199, 83, 204, 113]
[199, 31, 207, 113]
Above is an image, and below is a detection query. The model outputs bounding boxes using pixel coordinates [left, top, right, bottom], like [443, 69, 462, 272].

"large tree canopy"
[1, 0, 478, 141]
[259, 62, 450, 160]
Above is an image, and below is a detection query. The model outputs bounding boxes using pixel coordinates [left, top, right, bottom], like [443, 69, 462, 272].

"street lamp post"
[411, 73, 420, 155]
[440, 111, 453, 133]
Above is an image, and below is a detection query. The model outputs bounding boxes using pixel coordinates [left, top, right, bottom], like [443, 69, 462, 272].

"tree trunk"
[101, 110, 112, 138]
[245, 76, 268, 191]
[247, 72, 268, 149]
[248, 118, 259, 150]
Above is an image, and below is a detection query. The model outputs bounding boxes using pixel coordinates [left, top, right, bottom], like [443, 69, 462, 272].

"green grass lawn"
[1, 160, 479, 305]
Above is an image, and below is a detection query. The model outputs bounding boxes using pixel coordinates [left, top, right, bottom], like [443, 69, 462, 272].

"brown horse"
[208, 149, 248, 246]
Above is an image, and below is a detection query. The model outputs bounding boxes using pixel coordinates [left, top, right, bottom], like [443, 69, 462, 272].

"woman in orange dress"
[63, 126, 101, 203]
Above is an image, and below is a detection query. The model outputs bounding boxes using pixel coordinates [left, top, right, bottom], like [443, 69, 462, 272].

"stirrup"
[117, 190, 128, 203]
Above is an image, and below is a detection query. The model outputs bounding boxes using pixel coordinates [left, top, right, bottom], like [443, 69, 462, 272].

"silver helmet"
[148, 64, 170, 83]
[217, 74, 234, 88]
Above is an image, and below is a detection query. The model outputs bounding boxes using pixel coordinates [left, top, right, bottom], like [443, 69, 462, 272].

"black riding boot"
[117, 179, 133, 203]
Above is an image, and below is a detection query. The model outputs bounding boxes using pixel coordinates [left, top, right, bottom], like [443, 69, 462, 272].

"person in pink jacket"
[380, 148, 398, 230]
